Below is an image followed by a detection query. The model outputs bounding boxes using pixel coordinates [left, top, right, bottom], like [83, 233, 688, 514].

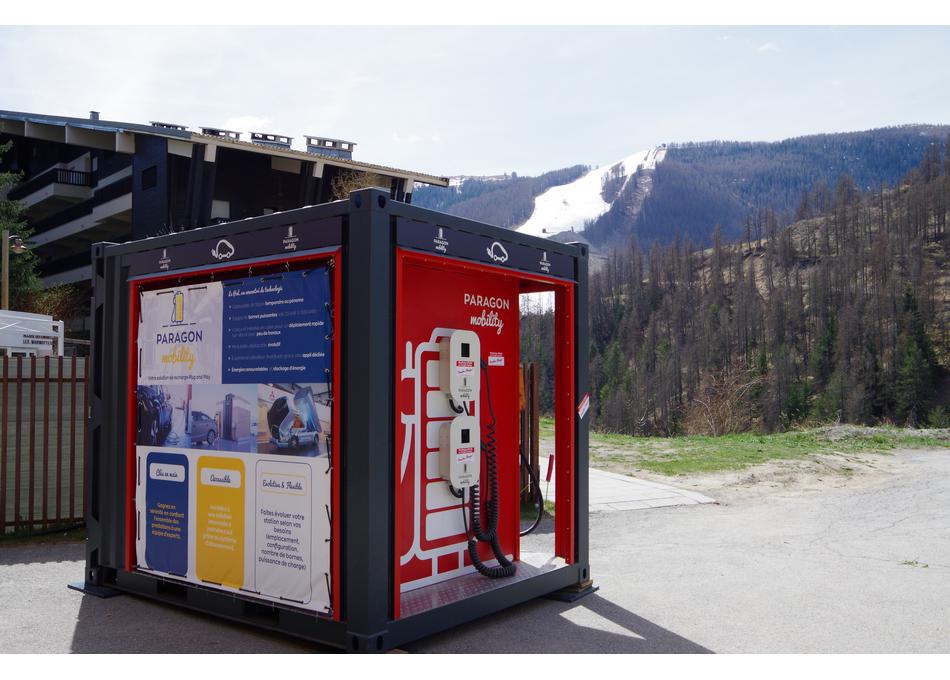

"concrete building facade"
[0, 109, 449, 291]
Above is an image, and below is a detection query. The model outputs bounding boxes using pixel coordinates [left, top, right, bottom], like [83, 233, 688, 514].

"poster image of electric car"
[257, 383, 331, 456]
[136, 384, 191, 447]
[137, 282, 223, 384]
[135, 383, 256, 451]
[184, 384, 259, 452]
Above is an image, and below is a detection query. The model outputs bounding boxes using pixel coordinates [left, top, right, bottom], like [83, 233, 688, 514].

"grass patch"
[539, 418, 949, 476]
[519, 499, 556, 519]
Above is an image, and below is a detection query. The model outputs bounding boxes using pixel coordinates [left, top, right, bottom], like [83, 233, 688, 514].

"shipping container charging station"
[82, 188, 592, 651]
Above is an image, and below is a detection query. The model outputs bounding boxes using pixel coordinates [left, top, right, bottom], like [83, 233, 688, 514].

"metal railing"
[8, 167, 93, 201]
[29, 175, 133, 235]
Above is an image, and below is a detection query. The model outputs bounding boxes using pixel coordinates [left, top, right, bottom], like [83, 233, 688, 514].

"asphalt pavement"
[1, 449, 947, 653]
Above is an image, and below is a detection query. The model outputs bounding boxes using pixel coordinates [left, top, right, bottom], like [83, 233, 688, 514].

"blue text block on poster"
[145, 451, 189, 576]
[221, 268, 332, 384]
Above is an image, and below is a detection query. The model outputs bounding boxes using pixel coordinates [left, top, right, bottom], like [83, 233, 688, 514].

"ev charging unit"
[84, 188, 591, 651]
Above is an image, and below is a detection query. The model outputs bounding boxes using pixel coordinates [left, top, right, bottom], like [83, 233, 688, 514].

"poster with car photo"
[257, 383, 331, 457]
[136, 384, 191, 447]
[188, 384, 258, 452]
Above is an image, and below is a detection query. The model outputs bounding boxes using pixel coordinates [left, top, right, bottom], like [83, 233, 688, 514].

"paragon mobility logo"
[211, 239, 235, 261]
[282, 225, 299, 252]
[486, 241, 508, 263]
[465, 292, 509, 335]
[433, 227, 449, 253]
[158, 248, 172, 271]
[539, 250, 551, 274]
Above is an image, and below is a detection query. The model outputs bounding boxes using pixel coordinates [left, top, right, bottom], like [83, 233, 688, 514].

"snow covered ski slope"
[517, 146, 666, 238]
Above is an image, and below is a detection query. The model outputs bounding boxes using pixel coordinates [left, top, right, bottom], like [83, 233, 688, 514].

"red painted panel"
[393, 252, 522, 604]
[125, 280, 140, 572]
[554, 286, 575, 562]
[330, 253, 342, 620]
[437, 551, 460, 574]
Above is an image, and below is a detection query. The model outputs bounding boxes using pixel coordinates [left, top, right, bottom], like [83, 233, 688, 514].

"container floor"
[399, 551, 565, 618]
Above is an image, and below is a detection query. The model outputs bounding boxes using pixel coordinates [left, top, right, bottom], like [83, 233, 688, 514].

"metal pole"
[2, 228, 9, 310]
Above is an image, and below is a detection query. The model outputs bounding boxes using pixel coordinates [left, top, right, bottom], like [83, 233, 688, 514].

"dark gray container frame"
[85, 188, 590, 652]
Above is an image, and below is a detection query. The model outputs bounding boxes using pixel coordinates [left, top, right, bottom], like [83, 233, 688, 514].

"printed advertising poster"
[138, 283, 223, 384]
[134, 267, 334, 614]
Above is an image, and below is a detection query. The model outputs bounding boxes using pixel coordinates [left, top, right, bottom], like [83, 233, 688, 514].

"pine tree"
[809, 317, 836, 389]
[894, 337, 930, 425]
[893, 288, 935, 425]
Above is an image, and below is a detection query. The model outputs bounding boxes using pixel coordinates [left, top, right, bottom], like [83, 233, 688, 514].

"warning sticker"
[488, 352, 505, 367]
[577, 393, 590, 420]
[455, 360, 475, 377]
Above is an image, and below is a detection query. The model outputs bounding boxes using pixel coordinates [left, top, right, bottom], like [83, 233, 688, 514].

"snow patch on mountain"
[517, 147, 666, 238]
[448, 174, 511, 188]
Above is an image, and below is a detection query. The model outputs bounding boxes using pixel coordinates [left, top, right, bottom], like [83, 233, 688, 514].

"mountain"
[517, 147, 665, 238]
[411, 166, 587, 229]
[521, 138, 950, 435]
[618, 125, 950, 247]
[413, 125, 950, 250]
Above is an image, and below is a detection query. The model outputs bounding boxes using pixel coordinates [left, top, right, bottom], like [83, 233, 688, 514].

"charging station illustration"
[84, 188, 590, 651]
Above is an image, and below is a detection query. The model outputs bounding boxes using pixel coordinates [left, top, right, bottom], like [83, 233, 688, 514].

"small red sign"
[577, 393, 590, 419]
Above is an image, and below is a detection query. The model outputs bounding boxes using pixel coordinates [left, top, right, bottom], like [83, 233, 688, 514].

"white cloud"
[758, 42, 781, 53]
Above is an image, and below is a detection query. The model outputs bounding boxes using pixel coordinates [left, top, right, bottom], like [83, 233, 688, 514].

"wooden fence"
[1, 356, 87, 535]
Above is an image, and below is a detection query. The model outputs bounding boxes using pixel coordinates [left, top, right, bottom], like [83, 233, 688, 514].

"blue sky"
[2, 26, 949, 176]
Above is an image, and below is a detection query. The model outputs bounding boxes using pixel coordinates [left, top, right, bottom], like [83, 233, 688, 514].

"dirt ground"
[580, 424, 949, 505]
[629, 449, 904, 505]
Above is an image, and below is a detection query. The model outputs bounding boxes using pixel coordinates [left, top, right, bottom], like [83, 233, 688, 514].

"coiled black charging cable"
[450, 360, 517, 578]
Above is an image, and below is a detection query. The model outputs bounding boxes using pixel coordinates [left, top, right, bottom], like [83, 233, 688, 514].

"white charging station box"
[439, 415, 480, 489]
[439, 330, 480, 404]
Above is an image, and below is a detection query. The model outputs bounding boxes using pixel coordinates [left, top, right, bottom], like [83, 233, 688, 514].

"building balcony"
[7, 167, 94, 217]
[28, 174, 132, 242]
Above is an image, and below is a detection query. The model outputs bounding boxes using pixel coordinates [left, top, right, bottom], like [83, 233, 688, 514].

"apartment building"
[0, 109, 449, 291]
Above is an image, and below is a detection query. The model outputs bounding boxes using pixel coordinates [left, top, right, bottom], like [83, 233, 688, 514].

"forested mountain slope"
[521, 141, 950, 435]
[611, 125, 950, 247]
[416, 126, 950, 252]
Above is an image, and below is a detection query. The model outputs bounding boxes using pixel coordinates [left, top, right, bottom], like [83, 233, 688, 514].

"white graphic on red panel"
[399, 329, 479, 592]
